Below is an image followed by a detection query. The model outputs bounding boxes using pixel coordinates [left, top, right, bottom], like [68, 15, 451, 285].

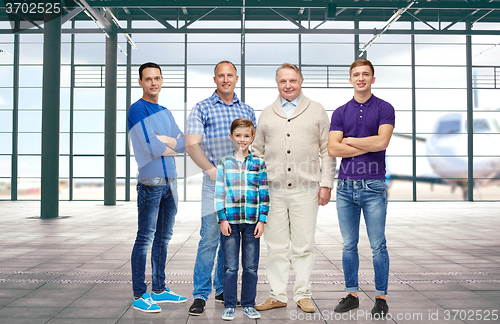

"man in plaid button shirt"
[185, 61, 256, 316]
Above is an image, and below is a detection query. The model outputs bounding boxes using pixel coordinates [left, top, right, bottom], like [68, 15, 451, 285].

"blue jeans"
[336, 179, 389, 296]
[192, 175, 224, 300]
[131, 178, 178, 297]
[221, 223, 260, 308]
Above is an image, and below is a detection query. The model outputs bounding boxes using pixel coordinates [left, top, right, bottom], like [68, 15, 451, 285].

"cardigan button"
[287, 119, 291, 122]
[288, 168, 291, 171]
[288, 183, 292, 187]
[287, 133, 290, 137]
[287, 150, 290, 154]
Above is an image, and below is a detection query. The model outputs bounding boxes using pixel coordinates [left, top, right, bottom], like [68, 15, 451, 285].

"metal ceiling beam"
[359, 1, 415, 57]
[270, 8, 305, 29]
[77, 0, 113, 32]
[311, 7, 346, 29]
[181, 7, 218, 29]
[2, 3, 499, 24]
[9, 12, 43, 29]
[412, 1, 500, 10]
[313, 20, 327, 29]
[62, 7, 84, 25]
[443, 9, 480, 30]
[140, 8, 176, 29]
[69, 0, 500, 10]
[66, 0, 328, 9]
[7, 27, 493, 35]
[103, 7, 136, 49]
[336, 8, 347, 17]
[77, 2, 137, 49]
[473, 9, 494, 25]
[405, 10, 437, 31]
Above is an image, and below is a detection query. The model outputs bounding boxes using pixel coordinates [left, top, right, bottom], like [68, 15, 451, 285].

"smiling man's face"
[139, 67, 163, 100]
[276, 67, 303, 102]
[214, 63, 238, 98]
[349, 65, 376, 94]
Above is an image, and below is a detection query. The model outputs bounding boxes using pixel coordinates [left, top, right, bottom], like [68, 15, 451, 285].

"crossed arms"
[157, 134, 182, 156]
[327, 124, 394, 158]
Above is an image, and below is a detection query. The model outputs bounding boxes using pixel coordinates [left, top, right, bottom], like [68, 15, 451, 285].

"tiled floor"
[0, 200, 499, 324]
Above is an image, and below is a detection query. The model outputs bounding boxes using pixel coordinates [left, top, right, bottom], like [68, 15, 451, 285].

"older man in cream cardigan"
[252, 63, 335, 313]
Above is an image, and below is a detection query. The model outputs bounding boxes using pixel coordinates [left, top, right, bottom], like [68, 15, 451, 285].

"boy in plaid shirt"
[215, 118, 270, 321]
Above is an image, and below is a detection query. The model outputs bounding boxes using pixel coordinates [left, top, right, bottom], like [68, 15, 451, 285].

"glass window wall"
[2, 18, 499, 201]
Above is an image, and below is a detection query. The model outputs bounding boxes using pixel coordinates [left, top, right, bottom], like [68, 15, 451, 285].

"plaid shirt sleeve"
[215, 159, 227, 222]
[248, 107, 257, 128]
[258, 158, 270, 223]
[186, 104, 204, 135]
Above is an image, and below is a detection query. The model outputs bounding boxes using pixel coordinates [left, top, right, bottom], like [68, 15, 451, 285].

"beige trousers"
[264, 185, 319, 303]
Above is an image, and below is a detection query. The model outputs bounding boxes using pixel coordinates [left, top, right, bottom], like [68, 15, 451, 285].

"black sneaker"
[189, 298, 206, 316]
[215, 292, 224, 303]
[371, 298, 389, 318]
[334, 294, 359, 313]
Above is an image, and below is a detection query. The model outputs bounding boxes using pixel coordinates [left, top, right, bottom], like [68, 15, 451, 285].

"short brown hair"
[230, 118, 254, 135]
[350, 59, 374, 77]
[214, 60, 237, 76]
[275, 63, 304, 82]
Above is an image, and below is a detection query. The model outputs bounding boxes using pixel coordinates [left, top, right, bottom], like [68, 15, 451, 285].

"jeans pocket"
[137, 183, 163, 205]
[365, 179, 386, 193]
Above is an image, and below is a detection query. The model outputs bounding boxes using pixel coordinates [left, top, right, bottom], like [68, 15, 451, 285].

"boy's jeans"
[336, 178, 389, 296]
[221, 223, 260, 308]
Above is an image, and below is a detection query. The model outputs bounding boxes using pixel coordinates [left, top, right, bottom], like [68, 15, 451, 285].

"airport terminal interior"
[0, 0, 499, 323]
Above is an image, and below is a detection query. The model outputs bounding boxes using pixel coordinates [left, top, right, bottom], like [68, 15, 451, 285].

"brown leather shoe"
[297, 298, 315, 313]
[255, 297, 287, 311]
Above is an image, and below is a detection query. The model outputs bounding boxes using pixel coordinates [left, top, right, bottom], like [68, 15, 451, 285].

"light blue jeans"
[192, 174, 224, 300]
[336, 179, 389, 296]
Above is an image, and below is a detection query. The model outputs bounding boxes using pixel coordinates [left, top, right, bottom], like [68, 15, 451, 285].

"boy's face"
[349, 65, 375, 94]
[229, 126, 254, 153]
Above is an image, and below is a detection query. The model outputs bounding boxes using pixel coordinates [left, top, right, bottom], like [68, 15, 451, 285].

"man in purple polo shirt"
[328, 59, 395, 318]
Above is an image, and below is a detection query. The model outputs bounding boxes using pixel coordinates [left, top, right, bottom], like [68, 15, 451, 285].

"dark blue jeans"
[221, 223, 260, 308]
[131, 178, 178, 297]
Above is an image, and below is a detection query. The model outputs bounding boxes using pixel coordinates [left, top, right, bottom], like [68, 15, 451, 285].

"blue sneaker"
[243, 307, 261, 319]
[222, 307, 236, 321]
[151, 287, 187, 303]
[133, 293, 161, 313]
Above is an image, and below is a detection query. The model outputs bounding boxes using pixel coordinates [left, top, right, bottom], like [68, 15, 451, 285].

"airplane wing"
[387, 174, 447, 185]
[393, 133, 427, 142]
